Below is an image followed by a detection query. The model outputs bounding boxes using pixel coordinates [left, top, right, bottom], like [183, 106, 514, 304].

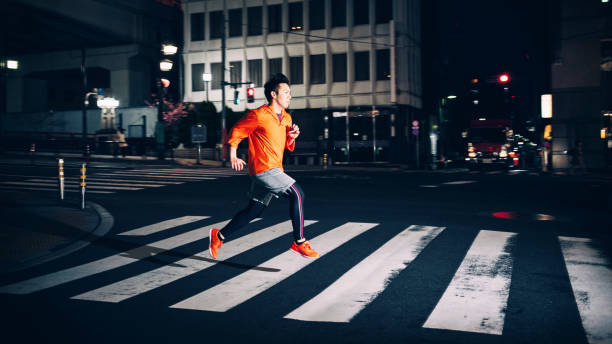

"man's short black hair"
[264, 73, 290, 103]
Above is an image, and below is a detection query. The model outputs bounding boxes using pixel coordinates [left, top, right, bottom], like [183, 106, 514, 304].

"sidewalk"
[0, 190, 113, 274]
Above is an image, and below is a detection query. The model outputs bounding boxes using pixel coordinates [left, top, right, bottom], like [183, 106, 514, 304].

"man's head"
[264, 73, 291, 110]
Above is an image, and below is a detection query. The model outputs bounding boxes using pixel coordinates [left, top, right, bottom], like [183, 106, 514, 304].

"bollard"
[85, 144, 91, 165]
[323, 153, 328, 169]
[80, 163, 87, 210]
[29, 143, 36, 164]
[58, 159, 65, 200]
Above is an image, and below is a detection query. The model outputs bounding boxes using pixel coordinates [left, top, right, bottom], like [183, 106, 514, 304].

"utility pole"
[221, 12, 227, 166]
[81, 48, 88, 155]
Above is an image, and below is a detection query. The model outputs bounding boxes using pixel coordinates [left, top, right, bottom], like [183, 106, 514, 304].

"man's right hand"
[231, 156, 246, 171]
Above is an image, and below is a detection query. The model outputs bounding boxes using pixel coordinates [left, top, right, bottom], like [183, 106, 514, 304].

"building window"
[230, 61, 242, 84]
[190, 13, 205, 41]
[376, 49, 390, 80]
[248, 59, 263, 86]
[331, 0, 346, 27]
[376, 1, 392, 24]
[289, 2, 303, 30]
[210, 11, 223, 39]
[248, 7, 262, 36]
[290, 56, 304, 85]
[310, 54, 326, 84]
[269, 58, 282, 78]
[191, 63, 205, 91]
[354, 51, 369, 81]
[211, 62, 223, 89]
[332, 53, 347, 82]
[268, 4, 282, 33]
[228, 9, 242, 37]
[309, 0, 325, 30]
[353, 0, 369, 25]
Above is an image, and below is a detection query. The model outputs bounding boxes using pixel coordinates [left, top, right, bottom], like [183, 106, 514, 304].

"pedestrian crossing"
[0, 167, 244, 194]
[0, 216, 610, 342]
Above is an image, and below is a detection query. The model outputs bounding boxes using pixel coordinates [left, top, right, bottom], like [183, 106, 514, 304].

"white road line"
[93, 173, 216, 180]
[0, 181, 142, 191]
[0, 220, 230, 295]
[0, 185, 114, 194]
[558, 236, 612, 344]
[72, 220, 317, 303]
[170, 222, 378, 312]
[285, 225, 445, 323]
[423, 230, 517, 335]
[126, 169, 234, 175]
[26, 179, 165, 188]
[118, 216, 210, 236]
[442, 180, 477, 185]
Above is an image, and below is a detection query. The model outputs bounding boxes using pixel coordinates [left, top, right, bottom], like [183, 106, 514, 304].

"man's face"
[272, 83, 291, 110]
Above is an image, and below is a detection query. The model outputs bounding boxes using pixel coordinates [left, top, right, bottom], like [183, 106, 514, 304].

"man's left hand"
[288, 124, 300, 140]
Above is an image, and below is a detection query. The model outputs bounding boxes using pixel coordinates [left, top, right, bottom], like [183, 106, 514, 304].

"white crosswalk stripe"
[0, 219, 230, 294]
[118, 216, 210, 236]
[284, 225, 445, 322]
[72, 220, 317, 303]
[170, 222, 379, 312]
[423, 230, 517, 335]
[559, 236, 612, 344]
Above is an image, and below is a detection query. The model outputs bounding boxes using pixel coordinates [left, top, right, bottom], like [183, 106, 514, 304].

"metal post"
[29, 143, 35, 165]
[58, 159, 64, 200]
[221, 12, 227, 166]
[197, 142, 202, 165]
[80, 163, 86, 210]
[81, 48, 88, 156]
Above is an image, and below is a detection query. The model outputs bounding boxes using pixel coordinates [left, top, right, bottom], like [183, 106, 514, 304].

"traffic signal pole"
[221, 13, 227, 166]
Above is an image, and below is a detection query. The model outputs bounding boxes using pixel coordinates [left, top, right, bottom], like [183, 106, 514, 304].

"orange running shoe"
[209, 228, 223, 259]
[291, 240, 320, 258]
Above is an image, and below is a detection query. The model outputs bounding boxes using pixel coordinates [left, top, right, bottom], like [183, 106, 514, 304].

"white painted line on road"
[423, 230, 517, 335]
[0, 185, 114, 194]
[558, 236, 612, 344]
[0, 181, 143, 191]
[0, 219, 230, 295]
[26, 178, 165, 188]
[93, 172, 216, 180]
[72, 220, 317, 303]
[118, 216, 210, 236]
[285, 225, 445, 322]
[441, 180, 477, 185]
[170, 222, 379, 312]
[126, 169, 235, 175]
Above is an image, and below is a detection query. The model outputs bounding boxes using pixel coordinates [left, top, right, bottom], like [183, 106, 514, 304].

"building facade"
[550, 0, 612, 169]
[182, 0, 422, 163]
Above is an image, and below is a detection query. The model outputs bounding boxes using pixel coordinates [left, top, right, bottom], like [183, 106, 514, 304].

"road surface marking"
[26, 179, 165, 188]
[170, 222, 378, 312]
[0, 181, 143, 191]
[423, 230, 517, 335]
[559, 236, 612, 344]
[285, 225, 445, 322]
[0, 220, 230, 294]
[72, 220, 317, 303]
[93, 172, 216, 180]
[118, 216, 210, 236]
[0, 185, 113, 194]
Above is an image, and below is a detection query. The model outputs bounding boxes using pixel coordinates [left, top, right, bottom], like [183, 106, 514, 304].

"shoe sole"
[209, 228, 216, 259]
[290, 248, 319, 259]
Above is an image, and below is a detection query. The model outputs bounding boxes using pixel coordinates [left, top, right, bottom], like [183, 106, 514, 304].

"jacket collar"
[262, 104, 288, 124]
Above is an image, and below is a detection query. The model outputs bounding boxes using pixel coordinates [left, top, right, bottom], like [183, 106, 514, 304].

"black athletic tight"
[219, 183, 305, 243]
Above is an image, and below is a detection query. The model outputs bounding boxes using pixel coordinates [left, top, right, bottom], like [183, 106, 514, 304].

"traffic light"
[160, 78, 170, 88]
[234, 90, 240, 105]
[247, 87, 255, 103]
[498, 73, 510, 83]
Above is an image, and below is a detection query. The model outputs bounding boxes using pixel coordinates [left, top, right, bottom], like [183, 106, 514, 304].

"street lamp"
[159, 59, 173, 72]
[162, 43, 178, 56]
[202, 73, 211, 101]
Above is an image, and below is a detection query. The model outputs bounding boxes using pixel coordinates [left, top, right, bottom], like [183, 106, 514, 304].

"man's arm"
[286, 123, 300, 151]
[230, 146, 246, 171]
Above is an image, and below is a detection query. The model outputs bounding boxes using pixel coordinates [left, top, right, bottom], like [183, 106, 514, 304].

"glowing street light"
[162, 43, 178, 55]
[159, 59, 173, 72]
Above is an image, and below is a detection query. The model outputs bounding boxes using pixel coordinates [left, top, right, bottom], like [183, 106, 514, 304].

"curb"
[0, 201, 114, 274]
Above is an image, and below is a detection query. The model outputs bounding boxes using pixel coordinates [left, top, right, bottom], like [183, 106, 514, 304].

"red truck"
[466, 119, 518, 169]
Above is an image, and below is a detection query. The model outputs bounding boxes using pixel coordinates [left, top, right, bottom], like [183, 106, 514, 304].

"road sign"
[412, 120, 419, 127]
[413, 129, 419, 136]
[191, 125, 207, 143]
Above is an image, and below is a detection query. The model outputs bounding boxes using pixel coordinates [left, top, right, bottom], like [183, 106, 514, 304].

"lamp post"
[202, 73, 211, 102]
[155, 42, 178, 159]
[0, 58, 19, 150]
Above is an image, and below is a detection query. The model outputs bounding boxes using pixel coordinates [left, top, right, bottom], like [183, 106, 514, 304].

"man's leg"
[283, 183, 319, 258]
[218, 199, 267, 240]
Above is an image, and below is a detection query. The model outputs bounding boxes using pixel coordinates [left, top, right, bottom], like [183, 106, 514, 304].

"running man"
[208, 73, 319, 259]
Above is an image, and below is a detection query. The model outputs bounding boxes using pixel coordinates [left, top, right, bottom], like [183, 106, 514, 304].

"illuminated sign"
[541, 94, 552, 118]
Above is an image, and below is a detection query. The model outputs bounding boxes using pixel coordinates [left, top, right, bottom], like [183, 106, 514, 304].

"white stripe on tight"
[558, 236, 612, 344]
[423, 230, 517, 335]
[170, 222, 378, 312]
[0, 220, 230, 295]
[118, 216, 210, 236]
[72, 220, 317, 303]
[285, 225, 445, 322]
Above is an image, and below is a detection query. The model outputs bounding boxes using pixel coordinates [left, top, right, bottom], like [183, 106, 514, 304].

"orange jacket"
[227, 104, 295, 175]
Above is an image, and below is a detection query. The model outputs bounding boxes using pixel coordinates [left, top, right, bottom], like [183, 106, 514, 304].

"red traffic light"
[247, 87, 255, 103]
[160, 78, 170, 88]
[498, 73, 510, 83]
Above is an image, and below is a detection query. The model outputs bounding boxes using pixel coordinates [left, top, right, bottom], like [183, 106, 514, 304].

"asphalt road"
[0, 160, 610, 344]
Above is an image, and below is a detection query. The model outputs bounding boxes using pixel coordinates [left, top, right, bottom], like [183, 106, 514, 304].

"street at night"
[0, 158, 610, 343]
